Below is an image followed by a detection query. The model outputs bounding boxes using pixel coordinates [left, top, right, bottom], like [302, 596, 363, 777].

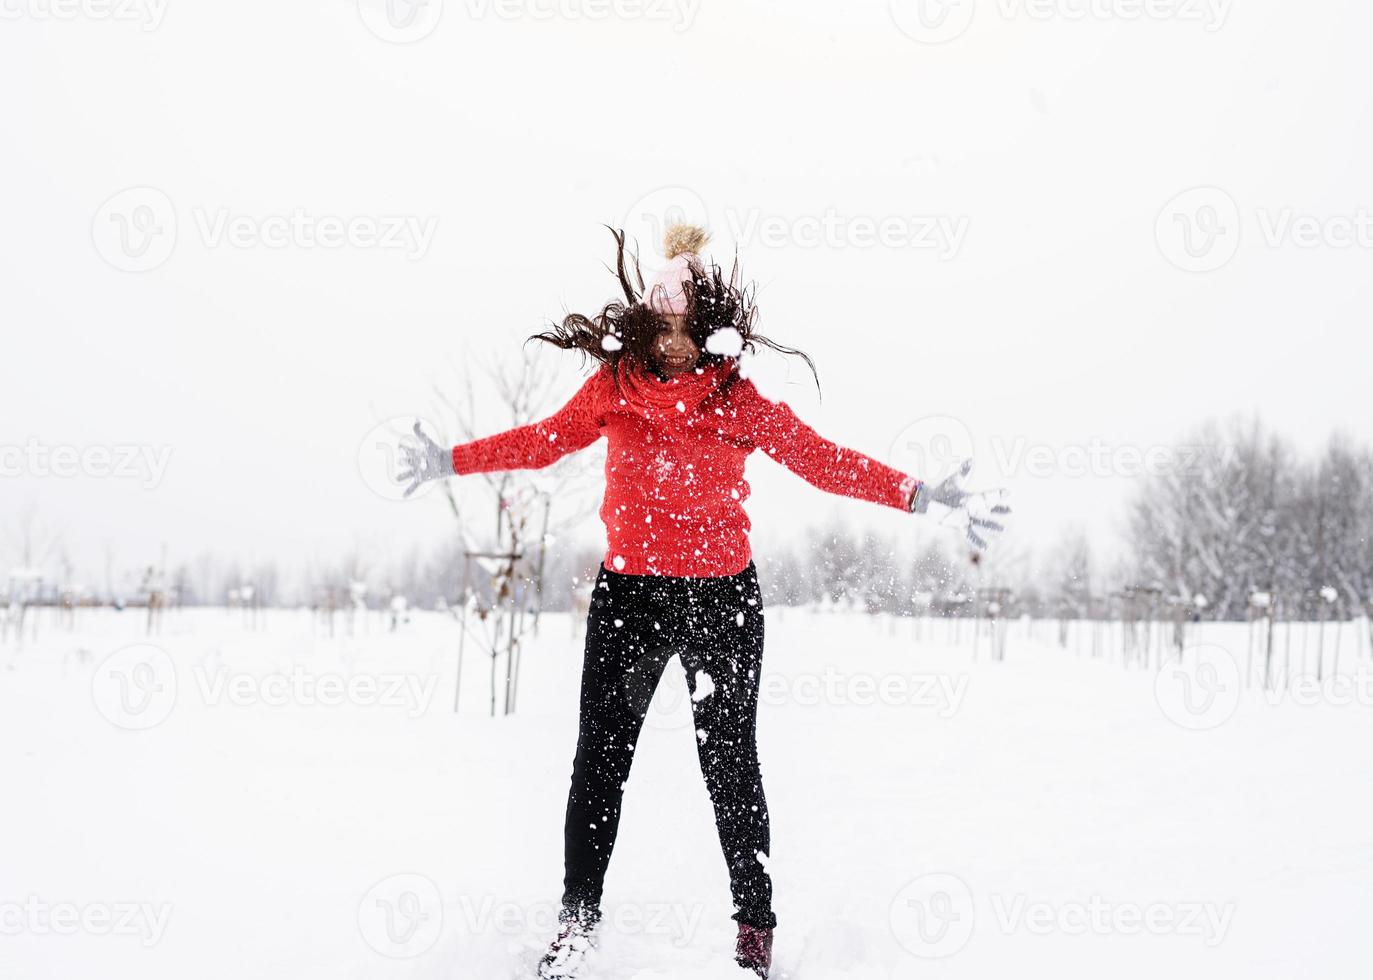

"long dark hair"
[528, 226, 821, 398]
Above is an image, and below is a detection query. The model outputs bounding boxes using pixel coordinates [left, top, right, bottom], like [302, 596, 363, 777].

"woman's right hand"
[397, 421, 454, 497]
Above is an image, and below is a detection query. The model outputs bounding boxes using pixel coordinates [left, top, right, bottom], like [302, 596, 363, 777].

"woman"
[397, 224, 1009, 978]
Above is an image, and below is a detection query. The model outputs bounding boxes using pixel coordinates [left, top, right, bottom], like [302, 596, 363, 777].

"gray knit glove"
[397, 421, 453, 498]
[911, 459, 1011, 551]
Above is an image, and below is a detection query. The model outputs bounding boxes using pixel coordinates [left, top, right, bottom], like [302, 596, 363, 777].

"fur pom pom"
[663, 223, 710, 260]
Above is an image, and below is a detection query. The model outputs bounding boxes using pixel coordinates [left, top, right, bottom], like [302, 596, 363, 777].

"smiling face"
[652, 313, 701, 378]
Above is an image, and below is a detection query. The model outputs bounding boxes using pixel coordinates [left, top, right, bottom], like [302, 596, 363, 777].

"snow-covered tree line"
[370, 520, 1014, 617]
[1124, 418, 1373, 620]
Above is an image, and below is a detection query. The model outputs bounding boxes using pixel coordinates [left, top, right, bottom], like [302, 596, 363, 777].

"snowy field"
[3, 607, 1372, 980]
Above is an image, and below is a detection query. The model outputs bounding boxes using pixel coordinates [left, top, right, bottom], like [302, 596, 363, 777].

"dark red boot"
[735, 921, 773, 977]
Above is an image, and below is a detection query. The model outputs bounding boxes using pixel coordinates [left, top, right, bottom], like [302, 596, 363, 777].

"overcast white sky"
[2, 0, 1369, 588]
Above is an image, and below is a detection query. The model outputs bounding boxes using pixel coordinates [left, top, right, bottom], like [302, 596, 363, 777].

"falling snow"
[705, 327, 744, 357]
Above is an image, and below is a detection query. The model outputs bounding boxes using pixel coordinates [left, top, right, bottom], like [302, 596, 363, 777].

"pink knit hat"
[642, 223, 709, 316]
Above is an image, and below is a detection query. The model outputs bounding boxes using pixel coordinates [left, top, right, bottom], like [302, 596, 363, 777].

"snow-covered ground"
[3, 607, 1372, 979]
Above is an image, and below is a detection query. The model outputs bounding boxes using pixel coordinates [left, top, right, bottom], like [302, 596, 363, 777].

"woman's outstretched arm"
[450, 369, 609, 476]
[737, 379, 922, 511]
[398, 369, 608, 496]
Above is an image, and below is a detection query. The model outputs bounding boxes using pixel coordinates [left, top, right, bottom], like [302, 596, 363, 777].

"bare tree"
[432, 345, 602, 715]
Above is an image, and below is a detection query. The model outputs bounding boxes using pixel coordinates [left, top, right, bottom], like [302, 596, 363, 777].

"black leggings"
[561, 560, 776, 930]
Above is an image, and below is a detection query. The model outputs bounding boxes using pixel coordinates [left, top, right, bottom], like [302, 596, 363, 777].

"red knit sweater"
[451, 360, 921, 578]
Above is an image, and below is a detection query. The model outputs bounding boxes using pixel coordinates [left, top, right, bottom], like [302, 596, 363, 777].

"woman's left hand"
[911, 459, 1011, 551]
